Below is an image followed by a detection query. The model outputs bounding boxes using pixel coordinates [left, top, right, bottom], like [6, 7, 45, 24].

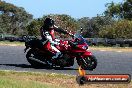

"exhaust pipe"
[28, 57, 46, 65]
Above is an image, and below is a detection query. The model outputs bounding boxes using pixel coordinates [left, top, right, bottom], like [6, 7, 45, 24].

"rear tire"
[77, 55, 97, 70]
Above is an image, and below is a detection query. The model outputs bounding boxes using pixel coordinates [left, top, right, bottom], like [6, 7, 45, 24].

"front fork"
[76, 50, 93, 65]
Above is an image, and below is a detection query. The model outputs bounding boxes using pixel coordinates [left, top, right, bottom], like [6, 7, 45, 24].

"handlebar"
[68, 40, 77, 47]
[24, 35, 37, 42]
[68, 33, 74, 38]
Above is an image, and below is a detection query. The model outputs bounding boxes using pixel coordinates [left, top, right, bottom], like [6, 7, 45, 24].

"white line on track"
[116, 51, 122, 53]
[99, 50, 123, 53]
[100, 50, 106, 51]
[8, 45, 18, 46]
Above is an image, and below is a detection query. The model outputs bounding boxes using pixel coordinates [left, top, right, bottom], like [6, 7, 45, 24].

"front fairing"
[69, 33, 92, 57]
[74, 33, 86, 44]
[73, 33, 88, 50]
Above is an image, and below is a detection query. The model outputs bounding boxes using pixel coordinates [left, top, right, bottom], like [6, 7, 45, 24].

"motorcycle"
[24, 31, 97, 70]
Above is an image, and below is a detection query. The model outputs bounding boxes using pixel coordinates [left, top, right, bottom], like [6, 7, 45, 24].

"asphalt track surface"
[0, 46, 132, 76]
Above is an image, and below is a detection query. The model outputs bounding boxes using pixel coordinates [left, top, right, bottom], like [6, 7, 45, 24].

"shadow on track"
[0, 64, 78, 70]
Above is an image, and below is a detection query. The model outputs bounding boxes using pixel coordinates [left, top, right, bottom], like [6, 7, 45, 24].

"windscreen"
[74, 32, 86, 44]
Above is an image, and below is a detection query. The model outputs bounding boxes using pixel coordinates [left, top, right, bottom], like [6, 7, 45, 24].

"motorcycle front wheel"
[77, 55, 97, 70]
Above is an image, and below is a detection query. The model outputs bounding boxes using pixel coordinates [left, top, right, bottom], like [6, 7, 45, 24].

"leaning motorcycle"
[24, 32, 97, 70]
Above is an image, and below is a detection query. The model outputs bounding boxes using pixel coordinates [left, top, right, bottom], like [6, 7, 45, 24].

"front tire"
[77, 55, 97, 70]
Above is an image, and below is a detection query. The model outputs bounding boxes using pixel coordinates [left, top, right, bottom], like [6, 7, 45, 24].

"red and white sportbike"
[24, 31, 97, 70]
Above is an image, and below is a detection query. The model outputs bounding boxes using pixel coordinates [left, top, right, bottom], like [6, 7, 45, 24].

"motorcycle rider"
[40, 17, 69, 64]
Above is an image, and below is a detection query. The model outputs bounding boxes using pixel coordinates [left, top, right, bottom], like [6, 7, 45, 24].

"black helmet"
[44, 18, 54, 28]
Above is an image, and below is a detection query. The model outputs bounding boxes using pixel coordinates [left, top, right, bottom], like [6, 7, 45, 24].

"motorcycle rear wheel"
[77, 55, 97, 70]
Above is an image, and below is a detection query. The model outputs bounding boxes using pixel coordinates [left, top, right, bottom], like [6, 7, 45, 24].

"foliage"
[99, 20, 132, 39]
[26, 19, 42, 36]
[105, 0, 132, 20]
[0, 0, 132, 39]
[26, 14, 79, 36]
[42, 14, 79, 32]
[0, 1, 33, 35]
[99, 0, 132, 39]
[78, 15, 114, 38]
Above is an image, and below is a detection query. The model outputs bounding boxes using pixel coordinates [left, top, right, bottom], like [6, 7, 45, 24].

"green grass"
[0, 41, 24, 46]
[0, 77, 60, 88]
[0, 41, 132, 50]
[0, 70, 131, 88]
[0, 71, 66, 88]
[89, 46, 132, 52]
[0, 70, 74, 79]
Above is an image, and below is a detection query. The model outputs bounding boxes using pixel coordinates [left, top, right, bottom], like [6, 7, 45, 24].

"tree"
[43, 14, 79, 31]
[78, 17, 92, 37]
[26, 18, 42, 36]
[78, 15, 114, 38]
[0, 1, 33, 35]
[26, 14, 79, 37]
[99, 20, 132, 39]
[105, 0, 132, 20]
